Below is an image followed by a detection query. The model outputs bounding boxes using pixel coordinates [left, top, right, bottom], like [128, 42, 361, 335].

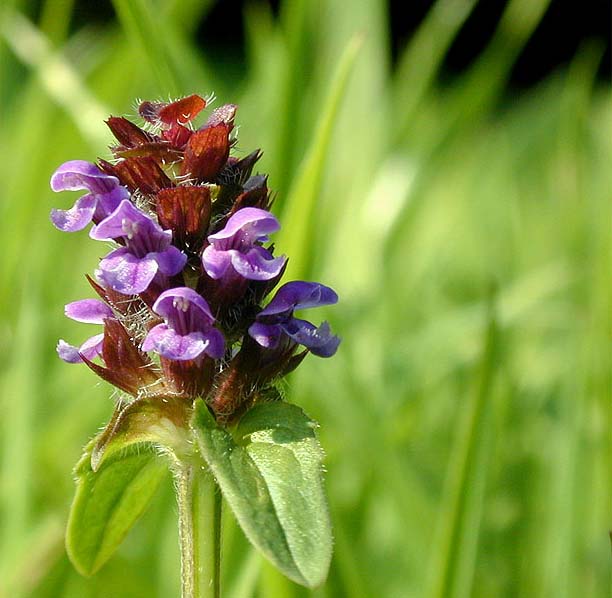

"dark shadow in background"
[59, 0, 612, 88]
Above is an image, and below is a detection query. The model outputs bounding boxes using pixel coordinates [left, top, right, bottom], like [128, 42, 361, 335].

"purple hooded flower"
[248, 281, 340, 357]
[202, 207, 286, 282]
[50, 160, 129, 232]
[57, 299, 114, 363]
[142, 287, 225, 361]
[91, 200, 187, 295]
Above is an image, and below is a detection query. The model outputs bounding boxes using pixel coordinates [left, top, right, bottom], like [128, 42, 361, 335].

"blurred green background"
[0, 0, 610, 596]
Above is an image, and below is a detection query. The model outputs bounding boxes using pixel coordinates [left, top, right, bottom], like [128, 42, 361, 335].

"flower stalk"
[175, 458, 222, 598]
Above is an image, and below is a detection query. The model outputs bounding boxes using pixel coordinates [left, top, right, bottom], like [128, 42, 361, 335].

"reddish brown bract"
[156, 186, 212, 247]
[140, 95, 207, 127]
[106, 116, 154, 149]
[181, 123, 231, 182]
[82, 319, 163, 397]
[100, 157, 172, 195]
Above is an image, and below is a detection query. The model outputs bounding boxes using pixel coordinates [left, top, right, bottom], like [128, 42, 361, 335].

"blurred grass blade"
[426, 293, 500, 598]
[111, 0, 181, 94]
[38, 0, 76, 45]
[393, 0, 478, 141]
[0, 290, 40, 586]
[0, 9, 109, 148]
[164, 0, 214, 34]
[225, 549, 261, 598]
[277, 34, 361, 281]
[271, 0, 310, 201]
[445, 0, 552, 127]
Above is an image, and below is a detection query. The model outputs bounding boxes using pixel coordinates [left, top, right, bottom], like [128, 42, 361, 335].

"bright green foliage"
[193, 401, 332, 588]
[91, 395, 191, 471]
[69, 394, 332, 589]
[66, 443, 167, 576]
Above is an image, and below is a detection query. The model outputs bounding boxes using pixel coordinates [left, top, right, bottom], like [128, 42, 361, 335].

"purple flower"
[248, 281, 340, 357]
[202, 208, 286, 282]
[91, 200, 187, 295]
[57, 299, 114, 363]
[50, 160, 129, 232]
[142, 287, 225, 361]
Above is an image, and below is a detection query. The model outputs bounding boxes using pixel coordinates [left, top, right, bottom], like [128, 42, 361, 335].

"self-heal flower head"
[142, 287, 225, 361]
[57, 299, 114, 363]
[91, 200, 187, 295]
[248, 281, 340, 357]
[202, 207, 286, 282]
[50, 160, 129, 232]
[51, 95, 340, 417]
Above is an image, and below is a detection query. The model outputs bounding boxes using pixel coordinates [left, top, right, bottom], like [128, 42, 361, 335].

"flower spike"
[51, 94, 339, 417]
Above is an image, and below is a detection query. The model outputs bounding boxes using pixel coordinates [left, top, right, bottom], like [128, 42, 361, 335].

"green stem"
[175, 459, 222, 598]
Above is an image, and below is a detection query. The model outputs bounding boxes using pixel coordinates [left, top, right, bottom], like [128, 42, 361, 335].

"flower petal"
[96, 248, 159, 294]
[50, 160, 116, 193]
[57, 333, 105, 363]
[152, 246, 187, 276]
[152, 287, 215, 325]
[259, 281, 339, 317]
[229, 246, 286, 281]
[65, 299, 113, 323]
[202, 244, 232, 279]
[208, 207, 280, 244]
[89, 199, 165, 243]
[90, 199, 155, 241]
[282, 319, 340, 357]
[92, 186, 130, 223]
[203, 327, 226, 359]
[142, 324, 216, 361]
[248, 321, 282, 349]
[50, 194, 97, 232]
[57, 339, 82, 363]
[79, 333, 107, 361]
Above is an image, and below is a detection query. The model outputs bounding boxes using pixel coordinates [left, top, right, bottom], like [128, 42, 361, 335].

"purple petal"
[142, 324, 224, 360]
[152, 287, 215, 329]
[79, 333, 107, 361]
[202, 245, 232, 279]
[90, 200, 159, 241]
[282, 319, 340, 357]
[152, 246, 187, 276]
[57, 340, 83, 363]
[92, 186, 130, 223]
[65, 299, 113, 323]
[50, 194, 97, 232]
[208, 208, 280, 244]
[96, 248, 159, 294]
[248, 322, 282, 349]
[203, 327, 226, 359]
[229, 246, 286, 281]
[57, 333, 105, 363]
[259, 281, 339, 317]
[50, 160, 119, 194]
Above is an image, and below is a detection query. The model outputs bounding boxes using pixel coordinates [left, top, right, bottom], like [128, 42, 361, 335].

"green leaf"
[191, 400, 332, 588]
[91, 394, 191, 471]
[66, 440, 168, 576]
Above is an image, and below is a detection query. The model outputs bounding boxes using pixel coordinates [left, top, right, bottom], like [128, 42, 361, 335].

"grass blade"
[426, 293, 501, 598]
[111, 0, 181, 94]
[276, 34, 361, 281]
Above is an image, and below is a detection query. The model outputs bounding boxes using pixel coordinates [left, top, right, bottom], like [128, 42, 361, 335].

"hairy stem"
[175, 459, 222, 598]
